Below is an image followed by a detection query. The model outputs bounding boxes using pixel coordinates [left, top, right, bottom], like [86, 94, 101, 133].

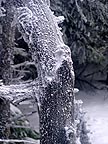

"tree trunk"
[40, 61, 75, 144]
[3, 0, 75, 143]
[0, 0, 14, 139]
[0, 98, 10, 139]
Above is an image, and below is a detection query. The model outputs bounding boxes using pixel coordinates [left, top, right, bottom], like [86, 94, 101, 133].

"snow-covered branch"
[0, 139, 39, 143]
[0, 80, 39, 104]
[11, 61, 36, 69]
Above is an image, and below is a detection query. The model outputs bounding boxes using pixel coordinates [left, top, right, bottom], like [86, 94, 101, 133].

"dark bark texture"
[40, 61, 75, 144]
[0, 98, 10, 139]
[0, 0, 14, 139]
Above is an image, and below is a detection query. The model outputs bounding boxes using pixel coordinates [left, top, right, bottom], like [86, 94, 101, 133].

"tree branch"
[0, 80, 40, 104]
[0, 139, 39, 143]
[76, 78, 100, 90]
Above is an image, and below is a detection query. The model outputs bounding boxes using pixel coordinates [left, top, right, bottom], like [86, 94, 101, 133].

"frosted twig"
[0, 139, 38, 143]
[11, 61, 35, 68]
[0, 80, 40, 103]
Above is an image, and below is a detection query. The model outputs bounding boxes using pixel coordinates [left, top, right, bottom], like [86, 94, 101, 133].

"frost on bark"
[0, 98, 10, 139]
[3, 0, 75, 143]
[0, 0, 14, 84]
[0, 0, 14, 139]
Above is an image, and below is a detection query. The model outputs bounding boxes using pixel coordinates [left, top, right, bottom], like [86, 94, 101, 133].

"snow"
[0, 0, 6, 17]
[74, 88, 79, 94]
[0, 139, 39, 143]
[11, 103, 22, 116]
[76, 89, 108, 144]
[55, 16, 65, 24]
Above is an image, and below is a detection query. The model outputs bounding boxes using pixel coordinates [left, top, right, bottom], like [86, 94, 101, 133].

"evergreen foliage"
[50, 0, 108, 88]
[50, 0, 108, 65]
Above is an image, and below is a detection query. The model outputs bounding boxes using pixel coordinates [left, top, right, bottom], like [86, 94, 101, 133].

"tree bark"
[0, 0, 14, 139]
[0, 98, 10, 139]
[3, 0, 75, 143]
[40, 61, 75, 144]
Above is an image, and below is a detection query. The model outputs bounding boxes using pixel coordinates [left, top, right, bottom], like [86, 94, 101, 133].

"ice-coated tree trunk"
[0, 1, 14, 84]
[3, 0, 75, 143]
[40, 61, 75, 144]
[0, 98, 10, 139]
[0, 0, 14, 139]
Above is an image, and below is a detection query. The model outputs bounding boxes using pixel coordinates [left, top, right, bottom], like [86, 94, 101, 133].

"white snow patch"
[20, 100, 32, 105]
[54, 48, 65, 71]
[45, 75, 54, 82]
[10, 103, 22, 116]
[76, 90, 108, 144]
[74, 88, 79, 94]
[76, 137, 81, 144]
[55, 16, 65, 24]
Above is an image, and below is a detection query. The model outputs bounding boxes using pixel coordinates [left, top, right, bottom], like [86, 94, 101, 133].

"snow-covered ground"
[76, 90, 108, 144]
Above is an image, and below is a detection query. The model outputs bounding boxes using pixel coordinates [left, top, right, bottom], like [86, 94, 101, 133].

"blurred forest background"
[50, 0, 108, 90]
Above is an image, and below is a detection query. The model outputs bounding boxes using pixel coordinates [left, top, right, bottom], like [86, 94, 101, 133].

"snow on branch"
[11, 61, 36, 69]
[0, 139, 39, 143]
[0, 80, 39, 103]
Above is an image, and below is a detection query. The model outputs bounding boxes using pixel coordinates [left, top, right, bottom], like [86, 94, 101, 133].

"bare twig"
[84, 70, 102, 78]
[76, 78, 100, 89]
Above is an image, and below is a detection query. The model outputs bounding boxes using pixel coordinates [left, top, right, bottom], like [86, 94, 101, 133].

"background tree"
[50, 0, 108, 89]
[0, 0, 14, 139]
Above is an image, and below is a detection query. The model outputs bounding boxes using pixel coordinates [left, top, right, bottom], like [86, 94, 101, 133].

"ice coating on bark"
[14, 1, 74, 85]
[9, 0, 75, 143]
